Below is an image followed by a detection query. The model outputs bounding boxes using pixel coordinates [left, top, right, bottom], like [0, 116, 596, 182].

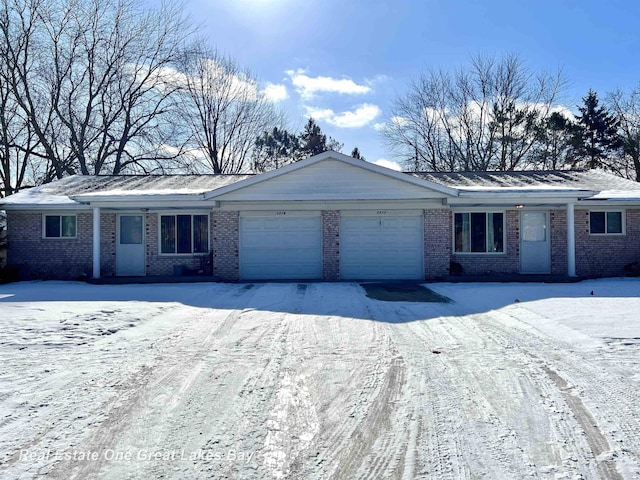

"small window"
[44, 215, 76, 238]
[454, 212, 504, 253]
[590, 211, 623, 235]
[160, 214, 209, 254]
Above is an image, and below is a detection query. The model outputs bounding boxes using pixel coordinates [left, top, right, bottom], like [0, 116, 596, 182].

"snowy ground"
[0, 279, 639, 479]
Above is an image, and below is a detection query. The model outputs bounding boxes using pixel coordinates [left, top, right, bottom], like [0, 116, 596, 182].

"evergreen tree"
[533, 111, 576, 170]
[253, 127, 300, 172]
[299, 118, 343, 158]
[350, 147, 365, 160]
[572, 90, 622, 169]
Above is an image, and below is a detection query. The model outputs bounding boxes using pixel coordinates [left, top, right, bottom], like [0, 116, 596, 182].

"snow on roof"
[2, 168, 640, 208]
[1, 174, 252, 207]
[410, 169, 640, 197]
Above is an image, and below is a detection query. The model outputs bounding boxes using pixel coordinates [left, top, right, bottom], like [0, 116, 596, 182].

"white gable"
[213, 158, 450, 201]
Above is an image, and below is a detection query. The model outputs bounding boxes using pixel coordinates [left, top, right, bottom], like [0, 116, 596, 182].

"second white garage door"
[240, 213, 322, 280]
[340, 213, 424, 280]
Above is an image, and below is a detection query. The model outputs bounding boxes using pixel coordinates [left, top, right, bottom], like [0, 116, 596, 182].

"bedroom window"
[44, 215, 77, 238]
[160, 214, 209, 254]
[589, 211, 623, 235]
[454, 212, 504, 253]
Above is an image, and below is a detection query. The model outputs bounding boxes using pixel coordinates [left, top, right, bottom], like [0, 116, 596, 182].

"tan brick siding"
[449, 210, 520, 275]
[7, 212, 93, 279]
[145, 213, 208, 276]
[212, 211, 239, 281]
[424, 209, 451, 279]
[550, 209, 568, 275]
[7, 206, 640, 282]
[575, 208, 640, 277]
[101, 213, 116, 277]
[322, 210, 340, 281]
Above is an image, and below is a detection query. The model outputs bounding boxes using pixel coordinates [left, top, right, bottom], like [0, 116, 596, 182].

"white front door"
[340, 213, 424, 280]
[520, 211, 551, 274]
[116, 214, 145, 276]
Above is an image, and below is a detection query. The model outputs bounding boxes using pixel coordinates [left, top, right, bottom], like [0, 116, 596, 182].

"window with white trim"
[44, 215, 77, 238]
[454, 212, 504, 253]
[160, 214, 209, 254]
[589, 211, 623, 234]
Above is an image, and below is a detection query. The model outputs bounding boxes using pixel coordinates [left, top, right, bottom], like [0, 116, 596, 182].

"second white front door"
[520, 211, 551, 274]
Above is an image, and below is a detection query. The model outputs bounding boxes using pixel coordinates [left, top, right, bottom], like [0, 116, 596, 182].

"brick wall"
[321, 210, 340, 281]
[450, 210, 520, 275]
[550, 209, 567, 275]
[145, 213, 205, 276]
[575, 208, 640, 277]
[100, 213, 116, 277]
[423, 209, 451, 279]
[212, 211, 239, 281]
[7, 211, 93, 280]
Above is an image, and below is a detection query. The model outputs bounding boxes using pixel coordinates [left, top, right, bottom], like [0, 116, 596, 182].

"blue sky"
[170, 0, 640, 168]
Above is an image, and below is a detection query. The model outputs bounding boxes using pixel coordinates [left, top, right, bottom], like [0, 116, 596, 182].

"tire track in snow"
[45, 283, 263, 480]
[484, 307, 640, 477]
[544, 365, 623, 480]
[367, 300, 604, 479]
[362, 301, 472, 480]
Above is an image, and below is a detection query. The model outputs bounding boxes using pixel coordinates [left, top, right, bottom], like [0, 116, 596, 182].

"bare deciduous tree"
[383, 54, 565, 172]
[608, 86, 640, 181]
[0, 0, 195, 189]
[179, 49, 281, 174]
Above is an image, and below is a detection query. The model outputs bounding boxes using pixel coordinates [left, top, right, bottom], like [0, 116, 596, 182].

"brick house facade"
[3, 152, 640, 282]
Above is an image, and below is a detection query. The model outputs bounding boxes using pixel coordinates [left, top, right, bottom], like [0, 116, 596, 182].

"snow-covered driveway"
[0, 280, 639, 479]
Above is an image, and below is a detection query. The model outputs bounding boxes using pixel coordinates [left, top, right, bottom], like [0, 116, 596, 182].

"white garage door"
[240, 213, 322, 280]
[340, 213, 423, 280]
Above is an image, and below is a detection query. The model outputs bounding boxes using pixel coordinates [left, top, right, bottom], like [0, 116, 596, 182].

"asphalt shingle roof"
[410, 169, 640, 192]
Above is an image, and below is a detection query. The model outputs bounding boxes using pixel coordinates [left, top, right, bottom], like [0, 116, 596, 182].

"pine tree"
[253, 127, 300, 172]
[572, 90, 622, 169]
[351, 147, 365, 160]
[298, 118, 343, 158]
[533, 111, 576, 170]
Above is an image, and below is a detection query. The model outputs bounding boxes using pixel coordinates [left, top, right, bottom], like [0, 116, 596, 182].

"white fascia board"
[218, 199, 446, 211]
[70, 193, 207, 202]
[458, 189, 595, 198]
[576, 198, 640, 207]
[203, 151, 459, 199]
[0, 203, 90, 211]
[68, 193, 220, 210]
[71, 199, 217, 210]
[446, 196, 585, 207]
[217, 193, 445, 201]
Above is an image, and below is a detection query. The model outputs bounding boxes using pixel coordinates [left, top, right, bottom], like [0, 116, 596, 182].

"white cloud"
[286, 69, 371, 98]
[373, 159, 402, 171]
[549, 104, 575, 120]
[262, 82, 288, 102]
[372, 122, 387, 132]
[305, 104, 381, 129]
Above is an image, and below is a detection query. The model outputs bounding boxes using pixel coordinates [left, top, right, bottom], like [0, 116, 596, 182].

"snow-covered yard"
[0, 279, 639, 479]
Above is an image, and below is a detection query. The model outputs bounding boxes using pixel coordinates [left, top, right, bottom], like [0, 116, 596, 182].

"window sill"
[158, 253, 209, 257]
[452, 252, 507, 256]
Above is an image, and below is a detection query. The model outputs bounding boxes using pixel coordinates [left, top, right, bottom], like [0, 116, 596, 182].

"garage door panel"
[341, 214, 423, 280]
[240, 215, 322, 280]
